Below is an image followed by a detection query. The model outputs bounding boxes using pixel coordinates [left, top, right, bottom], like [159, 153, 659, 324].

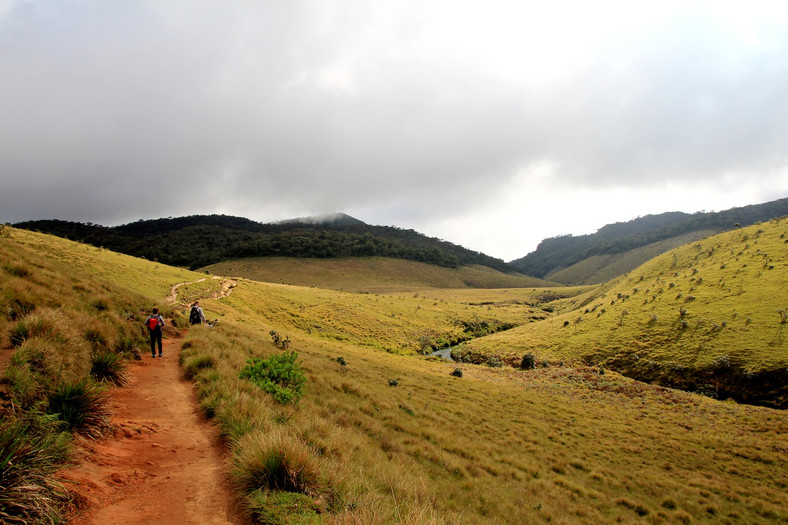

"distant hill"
[202, 256, 554, 293]
[510, 197, 788, 284]
[15, 214, 517, 273]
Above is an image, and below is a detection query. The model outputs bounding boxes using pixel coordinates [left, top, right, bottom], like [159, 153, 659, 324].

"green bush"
[520, 353, 536, 370]
[451, 368, 463, 378]
[240, 352, 305, 404]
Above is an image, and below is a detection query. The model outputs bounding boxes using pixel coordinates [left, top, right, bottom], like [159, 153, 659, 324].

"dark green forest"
[15, 215, 515, 272]
[510, 197, 788, 278]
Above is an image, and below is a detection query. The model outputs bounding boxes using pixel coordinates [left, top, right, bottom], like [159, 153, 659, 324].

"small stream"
[430, 346, 456, 361]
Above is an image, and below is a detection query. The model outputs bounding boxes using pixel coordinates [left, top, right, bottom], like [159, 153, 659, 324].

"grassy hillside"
[201, 256, 554, 293]
[462, 218, 788, 407]
[2, 226, 786, 523]
[545, 230, 716, 285]
[511, 197, 788, 282]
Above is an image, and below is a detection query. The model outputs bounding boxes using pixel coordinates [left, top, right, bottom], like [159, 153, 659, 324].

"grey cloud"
[1, 0, 786, 245]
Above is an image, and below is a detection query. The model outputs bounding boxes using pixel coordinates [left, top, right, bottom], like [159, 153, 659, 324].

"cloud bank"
[2, 0, 787, 259]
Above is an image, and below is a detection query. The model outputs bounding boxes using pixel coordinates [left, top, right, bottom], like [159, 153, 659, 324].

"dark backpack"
[189, 306, 201, 325]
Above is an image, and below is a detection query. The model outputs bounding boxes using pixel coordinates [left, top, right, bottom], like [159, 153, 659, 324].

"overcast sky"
[2, 1, 787, 260]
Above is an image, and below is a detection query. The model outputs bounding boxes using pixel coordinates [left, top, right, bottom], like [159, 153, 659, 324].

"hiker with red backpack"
[146, 306, 165, 358]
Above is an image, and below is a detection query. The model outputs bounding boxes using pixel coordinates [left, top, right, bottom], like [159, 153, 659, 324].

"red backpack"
[147, 316, 160, 330]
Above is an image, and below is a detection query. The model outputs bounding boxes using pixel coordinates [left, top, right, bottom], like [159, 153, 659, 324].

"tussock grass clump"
[0, 416, 70, 525]
[90, 351, 128, 386]
[233, 430, 322, 494]
[2, 262, 31, 278]
[183, 353, 217, 380]
[214, 390, 274, 441]
[9, 314, 56, 347]
[233, 430, 340, 523]
[47, 379, 110, 438]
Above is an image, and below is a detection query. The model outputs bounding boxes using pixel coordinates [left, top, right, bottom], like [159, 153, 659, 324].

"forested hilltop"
[15, 214, 515, 272]
[510, 196, 788, 280]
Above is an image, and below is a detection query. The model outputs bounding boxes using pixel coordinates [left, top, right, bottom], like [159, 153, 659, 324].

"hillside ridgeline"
[16, 214, 515, 273]
[511, 196, 788, 283]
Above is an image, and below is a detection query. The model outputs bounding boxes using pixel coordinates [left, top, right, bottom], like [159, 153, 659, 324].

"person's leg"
[157, 331, 163, 357]
[149, 331, 156, 357]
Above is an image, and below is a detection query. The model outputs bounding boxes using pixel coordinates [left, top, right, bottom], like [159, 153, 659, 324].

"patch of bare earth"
[62, 332, 247, 524]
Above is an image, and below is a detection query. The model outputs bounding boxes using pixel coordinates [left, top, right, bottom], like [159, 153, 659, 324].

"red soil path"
[62, 332, 247, 524]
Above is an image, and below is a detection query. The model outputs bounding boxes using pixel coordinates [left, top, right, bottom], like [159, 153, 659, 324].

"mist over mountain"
[272, 213, 366, 227]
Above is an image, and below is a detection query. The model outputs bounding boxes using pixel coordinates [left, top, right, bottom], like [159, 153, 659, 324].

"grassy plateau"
[0, 225, 786, 524]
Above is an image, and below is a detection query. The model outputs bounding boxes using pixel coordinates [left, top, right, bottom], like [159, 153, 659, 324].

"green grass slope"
[201, 256, 553, 293]
[545, 230, 716, 285]
[463, 218, 788, 407]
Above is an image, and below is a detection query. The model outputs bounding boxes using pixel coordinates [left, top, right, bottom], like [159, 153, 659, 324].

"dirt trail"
[167, 277, 238, 307]
[62, 333, 247, 525]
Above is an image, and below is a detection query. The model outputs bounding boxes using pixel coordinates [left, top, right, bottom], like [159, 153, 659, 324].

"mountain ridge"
[510, 196, 788, 282]
[15, 214, 515, 273]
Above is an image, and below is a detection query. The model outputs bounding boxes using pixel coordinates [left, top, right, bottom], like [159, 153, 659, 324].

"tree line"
[15, 215, 514, 272]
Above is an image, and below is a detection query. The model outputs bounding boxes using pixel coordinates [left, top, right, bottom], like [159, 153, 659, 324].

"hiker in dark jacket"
[146, 306, 165, 358]
[189, 301, 206, 325]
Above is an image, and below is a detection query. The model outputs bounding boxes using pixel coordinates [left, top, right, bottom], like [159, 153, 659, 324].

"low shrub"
[486, 356, 503, 368]
[269, 330, 291, 349]
[240, 352, 305, 404]
[90, 351, 128, 386]
[520, 353, 536, 370]
[451, 368, 463, 378]
[47, 378, 110, 438]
